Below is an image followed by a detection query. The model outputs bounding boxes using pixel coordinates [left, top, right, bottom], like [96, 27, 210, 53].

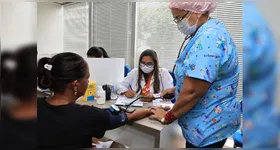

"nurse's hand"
[122, 89, 136, 98]
[140, 93, 154, 102]
[149, 106, 169, 122]
[161, 87, 176, 101]
[155, 105, 171, 111]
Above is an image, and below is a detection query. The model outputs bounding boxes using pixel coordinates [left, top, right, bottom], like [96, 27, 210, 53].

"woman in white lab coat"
[116, 49, 174, 102]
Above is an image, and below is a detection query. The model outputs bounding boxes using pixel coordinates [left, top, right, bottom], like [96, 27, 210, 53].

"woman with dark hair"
[86, 46, 104, 58]
[37, 52, 151, 148]
[116, 49, 174, 102]
[99, 47, 109, 58]
[0, 44, 37, 149]
[86, 46, 131, 77]
[87, 46, 109, 58]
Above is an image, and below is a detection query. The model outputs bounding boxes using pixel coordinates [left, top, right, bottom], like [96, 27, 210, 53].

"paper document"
[153, 99, 174, 108]
[92, 141, 113, 148]
[115, 96, 143, 107]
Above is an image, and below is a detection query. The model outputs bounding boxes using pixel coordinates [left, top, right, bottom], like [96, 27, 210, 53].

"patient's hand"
[126, 109, 151, 121]
[92, 137, 100, 144]
[122, 89, 136, 98]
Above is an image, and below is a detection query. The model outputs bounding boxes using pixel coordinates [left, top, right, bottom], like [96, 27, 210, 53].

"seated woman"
[37, 52, 151, 148]
[116, 49, 174, 102]
[87, 46, 130, 77]
[99, 47, 109, 58]
[87, 46, 107, 58]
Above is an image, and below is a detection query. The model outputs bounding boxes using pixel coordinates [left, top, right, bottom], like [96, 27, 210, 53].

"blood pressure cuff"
[104, 109, 128, 130]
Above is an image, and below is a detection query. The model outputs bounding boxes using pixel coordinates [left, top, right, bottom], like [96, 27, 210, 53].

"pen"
[129, 84, 133, 91]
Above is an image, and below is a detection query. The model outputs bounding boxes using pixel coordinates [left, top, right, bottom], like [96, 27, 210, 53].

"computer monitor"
[85, 58, 125, 87]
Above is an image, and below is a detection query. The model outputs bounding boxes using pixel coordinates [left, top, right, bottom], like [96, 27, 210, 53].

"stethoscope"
[171, 35, 192, 77]
[171, 17, 212, 76]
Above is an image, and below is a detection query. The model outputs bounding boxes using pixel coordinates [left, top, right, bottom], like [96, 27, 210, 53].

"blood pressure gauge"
[108, 104, 121, 115]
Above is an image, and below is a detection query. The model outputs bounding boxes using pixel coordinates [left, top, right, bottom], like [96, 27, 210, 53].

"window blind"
[136, 2, 185, 70]
[92, 2, 132, 65]
[63, 3, 89, 57]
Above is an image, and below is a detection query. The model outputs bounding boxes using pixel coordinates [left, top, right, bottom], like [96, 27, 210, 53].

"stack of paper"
[115, 96, 143, 107]
[153, 99, 174, 108]
[92, 141, 113, 148]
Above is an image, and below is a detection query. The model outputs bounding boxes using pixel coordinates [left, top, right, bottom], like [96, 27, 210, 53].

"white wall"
[0, 4, 2, 32]
[1, 2, 37, 50]
[37, 2, 63, 56]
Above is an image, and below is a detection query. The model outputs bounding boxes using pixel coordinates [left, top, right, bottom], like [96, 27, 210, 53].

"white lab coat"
[116, 68, 174, 95]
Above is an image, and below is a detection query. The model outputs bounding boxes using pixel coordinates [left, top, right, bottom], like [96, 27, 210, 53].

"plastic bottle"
[96, 86, 106, 105]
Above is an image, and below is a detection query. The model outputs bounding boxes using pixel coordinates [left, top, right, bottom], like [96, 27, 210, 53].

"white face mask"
[140, 65, 154, 74]
[177, 13, 198, 36]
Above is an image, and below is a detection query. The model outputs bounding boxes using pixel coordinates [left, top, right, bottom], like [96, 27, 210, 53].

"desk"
[76, 99, 185, 148]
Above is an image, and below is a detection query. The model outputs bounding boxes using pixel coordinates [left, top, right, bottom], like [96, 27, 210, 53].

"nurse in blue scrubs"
[243, 2, 278, 148]
[149, 1, 241, 148]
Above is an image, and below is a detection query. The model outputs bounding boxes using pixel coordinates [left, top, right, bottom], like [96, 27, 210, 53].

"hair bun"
[38, 57, 52, 89]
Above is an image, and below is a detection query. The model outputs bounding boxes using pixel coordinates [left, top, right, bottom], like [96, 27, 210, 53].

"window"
[91, 2, 132, 65]
[63, 3, 89, 56]
[136, 2, 185, 70]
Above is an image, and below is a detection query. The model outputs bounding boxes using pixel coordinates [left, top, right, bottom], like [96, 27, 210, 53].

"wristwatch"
[160, 117, 165, 124]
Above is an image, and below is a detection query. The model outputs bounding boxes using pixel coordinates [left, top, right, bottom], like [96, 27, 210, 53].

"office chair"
[168, 70, 176, 86]
[124, 65, 131, 77]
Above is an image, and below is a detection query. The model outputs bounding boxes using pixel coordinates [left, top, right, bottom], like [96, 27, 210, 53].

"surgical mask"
[140, 65, 154, 74]
[177, 13, 197, 36]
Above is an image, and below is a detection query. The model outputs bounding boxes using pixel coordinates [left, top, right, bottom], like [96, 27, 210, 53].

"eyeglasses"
[140, 62, 154, 68]
[173, 11, 190, 24]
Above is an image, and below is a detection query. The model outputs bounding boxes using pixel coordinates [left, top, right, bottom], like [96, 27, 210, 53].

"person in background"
[37, 52, 151, 148]
[149, 1, 241, 148]
[87, 46, 130, 77]
[0, 44, 37, 149]
[99, 47, 109, 58]
[87, 46, 105, 58]
[116, 49, 174, 102]
[243, 2, 278, 148]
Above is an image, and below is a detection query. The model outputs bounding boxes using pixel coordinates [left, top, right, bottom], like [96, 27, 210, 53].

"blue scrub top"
[174, 18, 242, 147]
[243, 3, 278, 148]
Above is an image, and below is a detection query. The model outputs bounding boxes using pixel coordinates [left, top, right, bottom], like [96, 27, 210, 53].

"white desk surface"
[75, 99, 168, 134]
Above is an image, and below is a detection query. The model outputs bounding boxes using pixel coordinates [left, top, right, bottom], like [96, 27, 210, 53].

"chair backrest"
[169, 70, 176, 86]
[124, 65, 131, 77]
